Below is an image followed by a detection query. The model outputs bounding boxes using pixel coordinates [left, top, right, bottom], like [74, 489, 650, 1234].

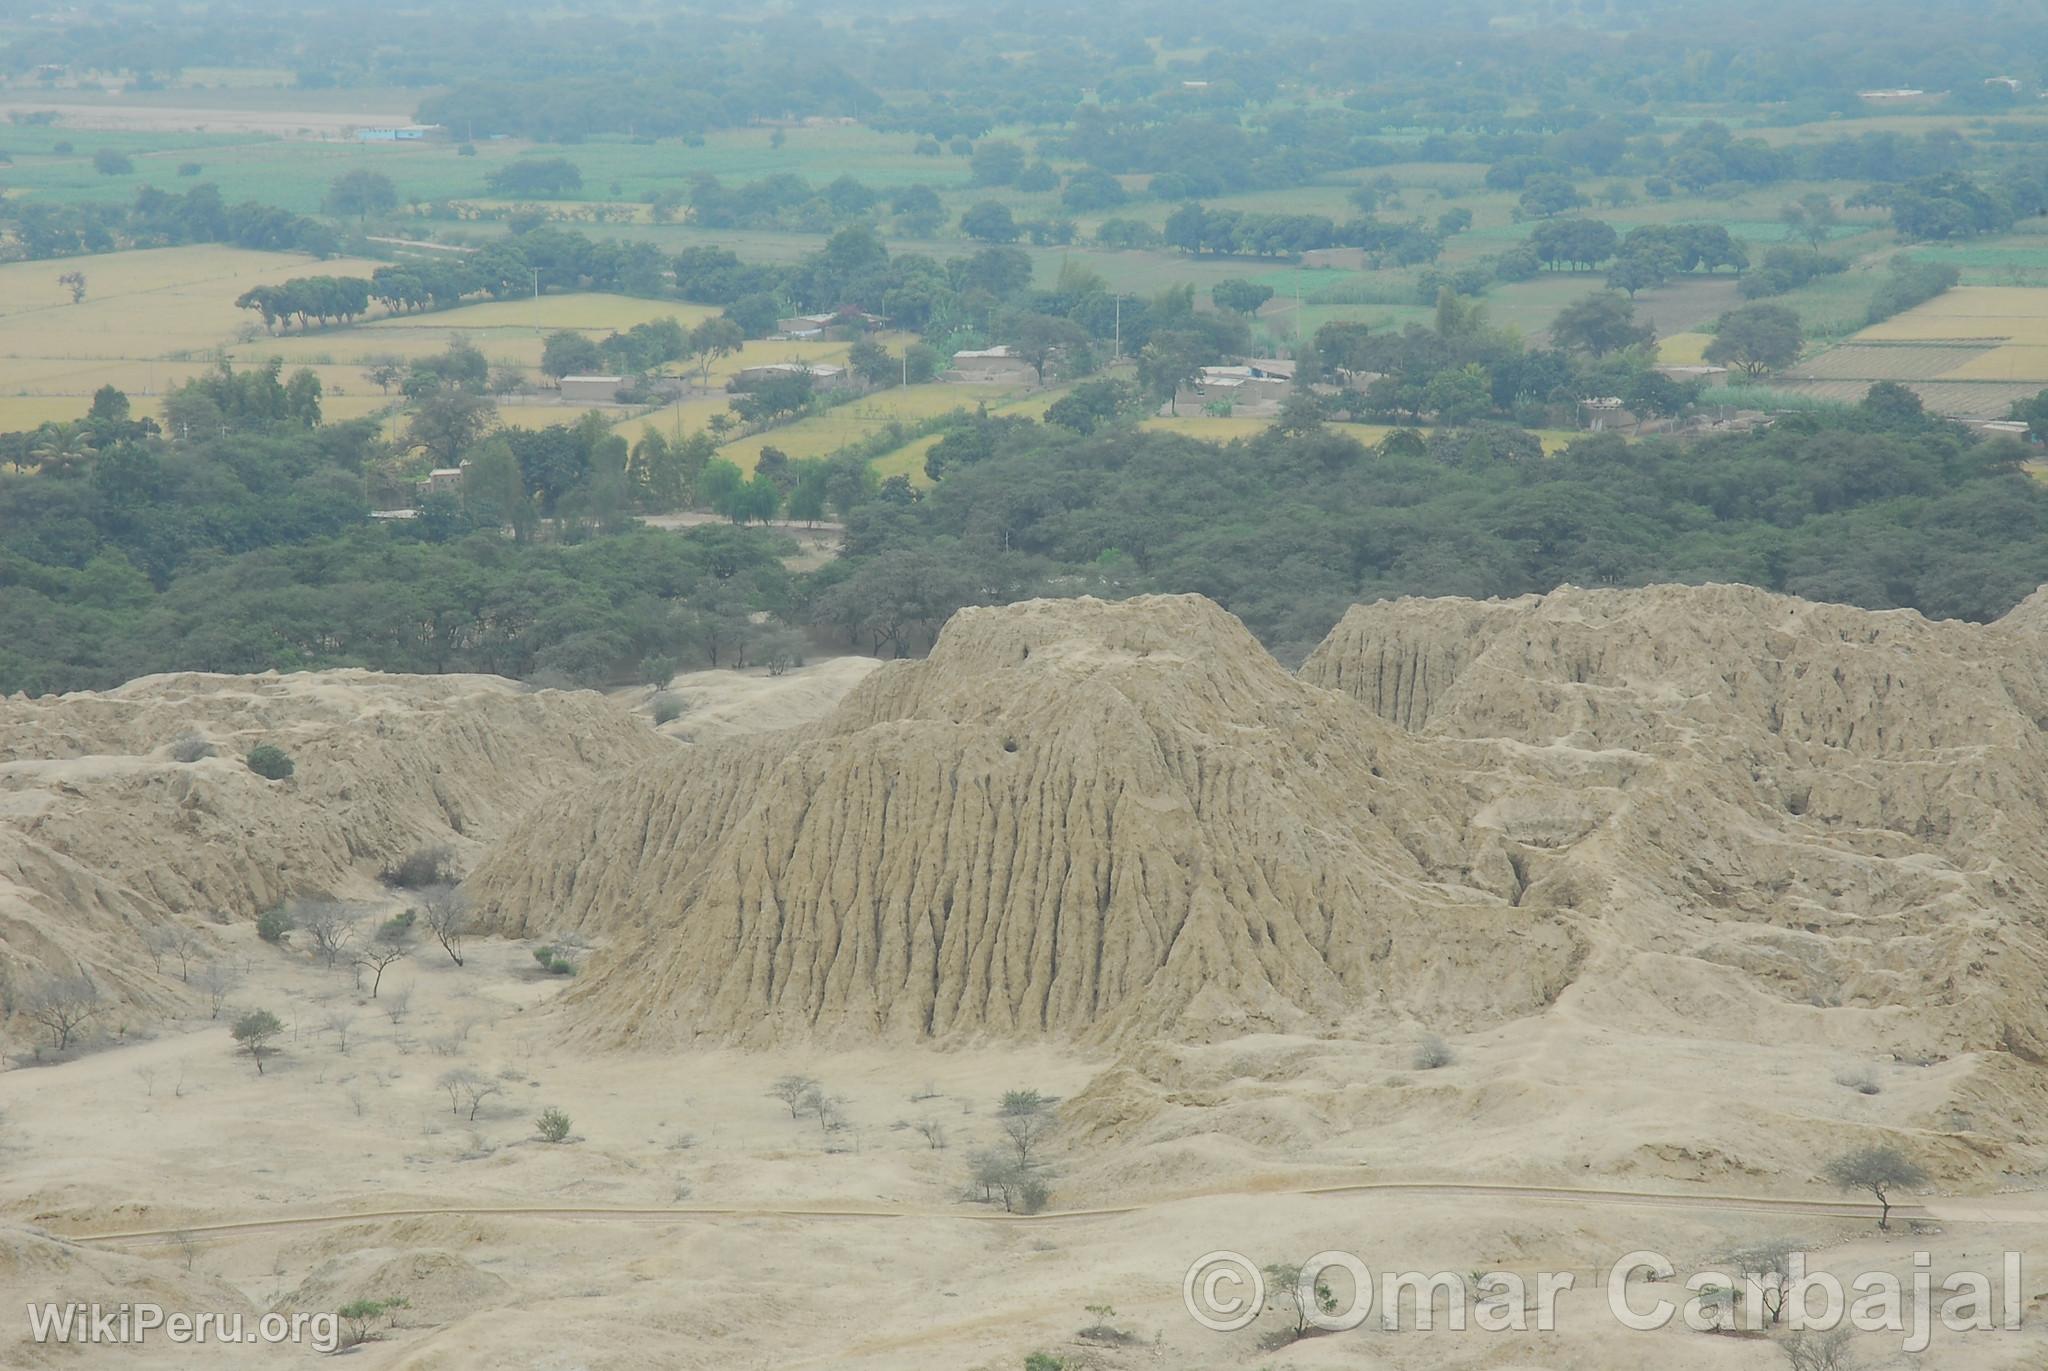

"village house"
[730, 362, 852, 392]
[557, 375, 626, 404]
[1175, 359, 1296, 414]
[774, 311, 886, 339]
[415, 461, 469, 500]
[943, 345, 1039, 385]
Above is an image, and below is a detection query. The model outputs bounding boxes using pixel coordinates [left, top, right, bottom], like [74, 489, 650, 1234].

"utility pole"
[1113, 293, 1122, 362]
[531, 267, 541, 337]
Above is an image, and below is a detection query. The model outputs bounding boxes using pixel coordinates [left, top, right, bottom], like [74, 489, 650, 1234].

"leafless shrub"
[23, 974, 103, 1053]
[381, 844, 457, 889]
[293, 900, 361, 968]
[915, 1118, 948, 1150]
[1781, 1325, 1856, 1371]
[168, 733, 214, 763]
[381, 982, 415, 1024]
[1726, 1238, 1804, 1325]
[1413, 1034, 1455, 1070]
[323, 1010, 355, 1054]
[437, 1067, 503, 1120]
[999, 1109, 1056, 1168]
[195, 962, 241, 1020]
[419, 885, 470, 966]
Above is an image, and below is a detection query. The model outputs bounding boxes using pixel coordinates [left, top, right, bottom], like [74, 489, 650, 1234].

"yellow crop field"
[1856, 287, 2048, 344]
[715, 382, 1019, 475]
[1144, 413, 1579, 452]
[0, 246, 384, 365]
[1929, 344, 2048, 382]
[1833, 286, 2048, 387]
[1658, 332, 1713, 366]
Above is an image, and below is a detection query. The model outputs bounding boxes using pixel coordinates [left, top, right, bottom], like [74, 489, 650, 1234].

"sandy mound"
[1300, 583, 2048, 1063]
[277, 1247, 509, 1329]
[472, 595, 1574, 1044]
[653, 654, 883, 741]
[0, 1227, 254, 1368]
[0, 670, 656, 1023]
[472, 586, 2048, 1103]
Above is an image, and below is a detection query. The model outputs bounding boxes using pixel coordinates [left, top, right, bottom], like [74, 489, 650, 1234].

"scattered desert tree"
[1726, 1238, 1803, 1324]
[353, 941, 407, 997]
[419, 885, 470, 966]
[1264, 1262, 1338, 1342]
[999, 1108, 1056, 1168]
[438, 1068, 504, 1120]
[1822, 1145, 1929, 1230]
[195, 961, 241, 1019]
[770, 1074, 821, 1119]
[231, 1009, 284, 1074]
[1782, 1325, 1856, 1371]
[336, 1297, 407, 1349]
[323, 1009, 355, 1054]
[914, 1118, 947, 1150]
[296, 900, 360, 968]
[23, 974, 102, 1053]
[536, 1106, 573, 1142]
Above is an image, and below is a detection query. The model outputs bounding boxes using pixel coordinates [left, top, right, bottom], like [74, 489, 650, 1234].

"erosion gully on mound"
[454, 586, 2048, 1186]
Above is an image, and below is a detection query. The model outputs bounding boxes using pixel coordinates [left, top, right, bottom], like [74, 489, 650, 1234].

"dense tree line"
[0, 182, 338, 260]
[0, 373, 797, 692]
[811, 388, 2048, 663]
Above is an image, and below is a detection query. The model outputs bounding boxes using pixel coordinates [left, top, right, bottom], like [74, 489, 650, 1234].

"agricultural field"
[1778, 285, 2048, 418]
[0, 243, 385, 429]
[712, 380, 1021, 476]
[0, 242, 848, 437]
[1143, 412, 1582, 452]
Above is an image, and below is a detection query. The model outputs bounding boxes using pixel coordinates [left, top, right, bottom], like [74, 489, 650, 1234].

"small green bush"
[257, 907, 293, 942]
[536, 1106, 572, 1142]
[245, 744, 294, 780]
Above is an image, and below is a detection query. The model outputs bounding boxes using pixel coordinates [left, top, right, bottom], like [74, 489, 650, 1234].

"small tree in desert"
[1822, 1146, 1929, 1230]
[1263, 1262, 1338, 1343]
[353, 940, 406, 997]
[769, 1074, 820, 1119]
[22, 974, 102, 1053]
[1726, 1238, 1804, 1324]
[295, 900, 360, 969]
[438, 1067, 504, 1121]
[196, 961, 241, 1020]
[1782, 1324, 1856, 1371]
[419, 885, 470, 966]
[231, 1009, 284, 1074]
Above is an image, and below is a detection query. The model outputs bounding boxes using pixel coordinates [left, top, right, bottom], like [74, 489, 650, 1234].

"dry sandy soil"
[5, 590, 2048, 1370]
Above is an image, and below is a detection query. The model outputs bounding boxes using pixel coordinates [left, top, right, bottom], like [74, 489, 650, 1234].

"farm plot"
[1786, 342, 2000, 381]
[0, 244, 386, 423]
[714, 382, 1019, 475]
[1776, 285, 2048, 418]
